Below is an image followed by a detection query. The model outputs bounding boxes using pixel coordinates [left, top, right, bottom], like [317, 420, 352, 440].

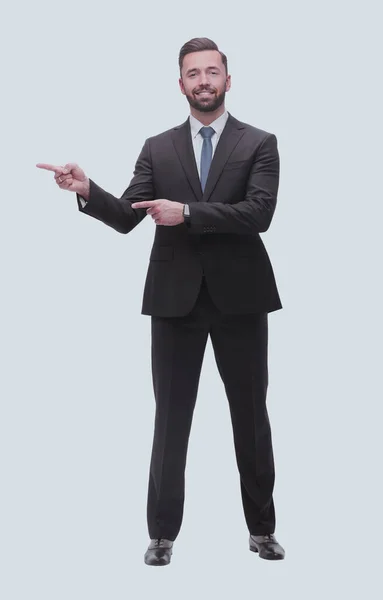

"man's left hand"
[131, 199, 184, 226]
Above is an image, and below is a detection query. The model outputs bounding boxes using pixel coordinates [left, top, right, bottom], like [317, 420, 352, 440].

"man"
[37, 37, 285, 565]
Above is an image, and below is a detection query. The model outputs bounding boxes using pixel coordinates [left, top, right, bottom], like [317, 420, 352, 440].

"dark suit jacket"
[77, 113, 283, 317]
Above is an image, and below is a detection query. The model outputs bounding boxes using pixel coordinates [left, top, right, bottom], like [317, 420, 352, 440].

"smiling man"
[37, 37, 285, 566]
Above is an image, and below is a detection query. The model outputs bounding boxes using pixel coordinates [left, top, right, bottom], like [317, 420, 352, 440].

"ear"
[225, 74, 232, 92]
[179, 77, 186, 96]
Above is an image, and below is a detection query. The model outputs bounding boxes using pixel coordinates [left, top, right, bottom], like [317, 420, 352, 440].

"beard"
[185, 87, 226, 113]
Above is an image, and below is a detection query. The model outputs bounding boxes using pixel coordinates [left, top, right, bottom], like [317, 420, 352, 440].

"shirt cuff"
[78, 196, 88, 208]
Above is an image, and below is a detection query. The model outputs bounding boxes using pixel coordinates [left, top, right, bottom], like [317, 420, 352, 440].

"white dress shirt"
[78, 110, 229, 207]
[189, 109, 229, 177]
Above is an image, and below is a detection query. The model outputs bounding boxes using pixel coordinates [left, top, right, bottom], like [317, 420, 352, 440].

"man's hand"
[132, 199, 185, 226]
[36, 162, 90, 200]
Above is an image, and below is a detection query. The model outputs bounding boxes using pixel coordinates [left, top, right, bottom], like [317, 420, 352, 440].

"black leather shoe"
[144, 538, 173, 566]
[249, 534, 285, 560]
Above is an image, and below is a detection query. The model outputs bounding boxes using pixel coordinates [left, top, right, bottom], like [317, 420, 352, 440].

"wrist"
[80, 177, 90, 201]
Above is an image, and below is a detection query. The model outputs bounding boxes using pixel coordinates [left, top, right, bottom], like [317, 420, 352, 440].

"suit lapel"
[171, 119, 202, 201]
[202, 113, 246, 202]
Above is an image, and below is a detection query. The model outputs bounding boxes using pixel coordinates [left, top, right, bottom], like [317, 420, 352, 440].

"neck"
[190, 104, 226, 125]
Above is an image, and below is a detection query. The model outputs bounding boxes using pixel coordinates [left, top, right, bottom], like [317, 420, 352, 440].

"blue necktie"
[199, 126, 215, 192]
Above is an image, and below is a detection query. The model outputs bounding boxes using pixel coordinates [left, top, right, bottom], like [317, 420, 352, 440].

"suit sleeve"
[187, 133, 280, 235]
[76, 138, 154, 234]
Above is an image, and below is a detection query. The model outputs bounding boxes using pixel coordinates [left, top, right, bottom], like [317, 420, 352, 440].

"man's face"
[179, 50, 231, 113]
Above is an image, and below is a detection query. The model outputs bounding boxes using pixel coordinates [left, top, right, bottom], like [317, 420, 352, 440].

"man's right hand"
[36, 162, 90, 201]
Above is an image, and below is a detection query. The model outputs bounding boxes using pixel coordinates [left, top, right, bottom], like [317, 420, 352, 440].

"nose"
[198, 71, 210, 86]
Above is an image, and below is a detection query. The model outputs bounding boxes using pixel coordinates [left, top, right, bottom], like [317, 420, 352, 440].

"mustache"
[193, 87, 217, 94]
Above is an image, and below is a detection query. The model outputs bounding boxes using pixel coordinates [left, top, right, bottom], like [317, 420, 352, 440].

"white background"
[1, 0, 382, 598]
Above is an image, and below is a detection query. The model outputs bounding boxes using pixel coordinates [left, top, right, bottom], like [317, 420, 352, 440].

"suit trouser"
[147, 277, 276, 540]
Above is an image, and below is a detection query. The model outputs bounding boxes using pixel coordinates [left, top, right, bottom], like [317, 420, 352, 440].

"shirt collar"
[189, 110, 229, 139]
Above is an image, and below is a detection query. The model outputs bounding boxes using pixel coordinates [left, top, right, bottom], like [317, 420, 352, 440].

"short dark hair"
[178, 37, 228, 75]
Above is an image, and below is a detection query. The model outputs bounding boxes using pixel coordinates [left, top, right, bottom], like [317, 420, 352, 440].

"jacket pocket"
[149, 245, 174, 261]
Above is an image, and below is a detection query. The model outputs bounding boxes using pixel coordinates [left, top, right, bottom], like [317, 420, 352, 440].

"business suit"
[77, 112, 282, 540]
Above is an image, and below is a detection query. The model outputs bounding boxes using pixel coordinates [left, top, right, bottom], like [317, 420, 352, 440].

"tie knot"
[199, 126, 215, 140]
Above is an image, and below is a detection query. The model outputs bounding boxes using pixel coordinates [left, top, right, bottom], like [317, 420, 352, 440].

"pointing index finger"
[36, 163, 62, 173]
[132, 200, 156, 209]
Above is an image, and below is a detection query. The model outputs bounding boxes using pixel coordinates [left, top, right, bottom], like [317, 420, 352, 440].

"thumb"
[62, 162, 79, 174]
